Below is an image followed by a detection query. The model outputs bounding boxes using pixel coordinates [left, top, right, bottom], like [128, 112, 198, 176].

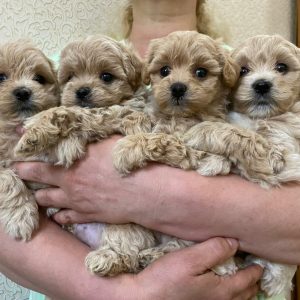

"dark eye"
[33, 74, 46, 85]
[275, 63, 288, 74]
[0, 73, 7, 82]
[160, 66, 171, 77]
[240, 67, 250, 77]
[100, 72, 114, 83]
[195, 68, 208, 78]
[66, 75, 73, 82]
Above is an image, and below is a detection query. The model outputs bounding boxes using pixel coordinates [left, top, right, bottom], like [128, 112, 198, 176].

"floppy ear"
[141, 39, 160, 85]
[119, 41, 143, 92]
[222, 50, 240, 88]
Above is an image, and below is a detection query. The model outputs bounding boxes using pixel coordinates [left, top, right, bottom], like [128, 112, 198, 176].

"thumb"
[172, 237, 239, 275]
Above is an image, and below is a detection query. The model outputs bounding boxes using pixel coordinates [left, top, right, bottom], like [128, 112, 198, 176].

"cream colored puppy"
[0, 40, 59, 240]
[227, 35, 300, 297]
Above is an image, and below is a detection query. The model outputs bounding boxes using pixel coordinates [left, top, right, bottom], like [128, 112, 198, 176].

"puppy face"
[231, 35, 300, 119]
[0, 40, 59, 122]
[143, 31, 239, 118]
[58, 35, 142, 108]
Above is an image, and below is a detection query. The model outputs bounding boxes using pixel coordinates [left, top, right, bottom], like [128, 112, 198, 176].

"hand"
[133, 237, 262, 300]
[14, 136, 165, 224]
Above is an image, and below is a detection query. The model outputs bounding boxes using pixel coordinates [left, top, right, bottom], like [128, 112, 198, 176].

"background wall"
[0, 0, 296, 57]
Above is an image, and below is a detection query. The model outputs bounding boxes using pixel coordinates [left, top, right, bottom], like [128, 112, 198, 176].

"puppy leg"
[14, 106, 151, 167]
[0, 168, 38, 240]
[245, 256, 296, 297]
[184, 121, 284, 185]
[85, 224, 156, 276]
[212, 257, 238, 276]
[113, 132, 214, 175]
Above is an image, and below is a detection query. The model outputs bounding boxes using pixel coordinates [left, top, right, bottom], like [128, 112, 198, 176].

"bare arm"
[0, 214, 261, 300]
[14, 137, 300, 264]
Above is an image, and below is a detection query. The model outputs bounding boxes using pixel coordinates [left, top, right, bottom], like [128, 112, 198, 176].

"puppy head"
[0, 40, 59, 122]
[142, 31, 239, 118]
[58, 35, 142, 108]
[231, 35, 300, 119]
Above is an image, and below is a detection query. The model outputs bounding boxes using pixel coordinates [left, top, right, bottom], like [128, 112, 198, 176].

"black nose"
[76, 87, 91, 100]
[252, 79, 272, 95]
[171, 82, 187, 99]
[13, 87, 32, 101]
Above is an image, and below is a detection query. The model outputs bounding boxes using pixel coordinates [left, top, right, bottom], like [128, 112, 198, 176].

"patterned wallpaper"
[0, 0, 295, 299]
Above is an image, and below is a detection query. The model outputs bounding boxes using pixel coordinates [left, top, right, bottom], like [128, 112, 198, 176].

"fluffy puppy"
[58, 35, 145, 109]
[224, 35, 300, 298]
[14, 31, 281, 278]
[0, 40, 59, 240]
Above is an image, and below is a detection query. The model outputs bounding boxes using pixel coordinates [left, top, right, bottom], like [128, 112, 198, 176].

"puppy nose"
[13, 87, 32, 102]
[252, 79, 273, 95]
[171, 82, 187, 98]
[76, 87, 91, 100]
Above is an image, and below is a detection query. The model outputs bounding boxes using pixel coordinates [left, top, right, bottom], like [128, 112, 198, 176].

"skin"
[0, 215, 262, 300]
[129, 0, 198, 57]
[14, 137, 300, 264]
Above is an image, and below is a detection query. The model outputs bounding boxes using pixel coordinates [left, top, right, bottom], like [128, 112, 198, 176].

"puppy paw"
[3, 200, 39, 241]
[85, 248, 135, 276]
[245, 256, 296, 297]
[197, 154, 231, 176]
[112, 135, 147, 175]
[212, 257, 238, 276]
[138, 248, 165, 269]
[269, 147, 285, 174]
[46, 207, 60, 218]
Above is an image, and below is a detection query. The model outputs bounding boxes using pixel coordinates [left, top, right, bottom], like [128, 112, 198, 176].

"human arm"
[0, 218, 261, 300]
[14, 137, 300, 264]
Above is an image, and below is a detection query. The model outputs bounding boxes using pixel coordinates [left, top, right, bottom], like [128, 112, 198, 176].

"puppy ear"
[222, 50, 240, 88]
[119, 41, 143, 92]
[142, 39, 160, 85]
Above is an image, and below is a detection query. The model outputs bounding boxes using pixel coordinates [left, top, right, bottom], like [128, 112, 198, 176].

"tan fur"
[223, 35, 300, 297]
[0, 40, 59, 240]
[13, 32, 287, 277]
[58, 35, 143, 108]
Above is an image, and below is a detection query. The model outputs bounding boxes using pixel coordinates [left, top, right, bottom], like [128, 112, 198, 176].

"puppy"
[13, 32, 282, 278]
[58, 35, 146, 110]
[14, 35, 156, 276]
[226, 35, 300, 297]
[0, 40, 59, 240]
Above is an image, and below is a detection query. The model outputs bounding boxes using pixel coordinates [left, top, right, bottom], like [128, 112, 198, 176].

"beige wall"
[0, 0, 296, 57]
[208, 0, 296, 47]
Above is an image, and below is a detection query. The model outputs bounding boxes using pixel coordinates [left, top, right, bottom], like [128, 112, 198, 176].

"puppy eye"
[240, 67, 250, 77]
[100, 72, 114, 83]
[33, 74, 46, 85]
[66, 75, 73, 82]
[160, 66, 171, 77]
[0, 73, 8, 83]
[275, 63, 288, 74]
[195, 68, 208, 78]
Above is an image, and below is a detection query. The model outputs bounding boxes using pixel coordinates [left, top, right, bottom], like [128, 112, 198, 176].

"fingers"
[35, 188, 69, 208]
[161, 238, 238, 276]
[228, 265, 263, 295]
[186, 238, 239, 275]
[14, 162, 66, 186]
[232, 284, 259, 300]
[53, 210, 95, 225]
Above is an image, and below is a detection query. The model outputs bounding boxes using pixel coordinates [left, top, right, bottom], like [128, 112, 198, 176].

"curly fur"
[0, 40, 59, 240]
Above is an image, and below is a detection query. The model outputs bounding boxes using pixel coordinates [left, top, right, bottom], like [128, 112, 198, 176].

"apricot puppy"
[227, 35, 300, 298]
[0, 40, 59, 240]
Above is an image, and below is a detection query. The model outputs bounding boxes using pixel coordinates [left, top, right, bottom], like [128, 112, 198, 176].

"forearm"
[0, 214, 131, 300]
[129, 164, 300, 264]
